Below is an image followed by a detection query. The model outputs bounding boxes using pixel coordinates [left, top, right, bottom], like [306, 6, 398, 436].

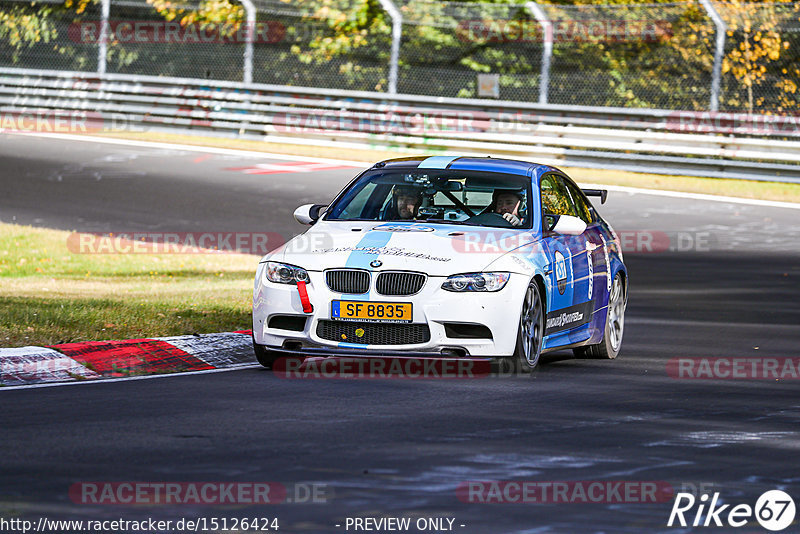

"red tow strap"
[296, 280, 313, 313]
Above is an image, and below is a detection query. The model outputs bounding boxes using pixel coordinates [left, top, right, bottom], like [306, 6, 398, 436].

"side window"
[563, 180, 593, 224]
[540, 174, 578, 217]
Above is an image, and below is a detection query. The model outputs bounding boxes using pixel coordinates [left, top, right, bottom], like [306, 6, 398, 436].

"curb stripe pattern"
[0, 346, 101, 385]
[155, 332, 255, 369]
[52, 339, 214, 376]
[0, 331, 255, 387]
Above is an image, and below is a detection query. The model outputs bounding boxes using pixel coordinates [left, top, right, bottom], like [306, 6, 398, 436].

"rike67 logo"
[668, 490, 795, 531]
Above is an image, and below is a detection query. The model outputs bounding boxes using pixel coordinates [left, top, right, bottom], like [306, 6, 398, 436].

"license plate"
[331, 301, 412, 323]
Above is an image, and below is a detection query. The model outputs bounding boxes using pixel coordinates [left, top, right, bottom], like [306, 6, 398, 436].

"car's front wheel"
[510, 280, 545, 373]
[574, 273, 625, 360]
[252, 337, 280, 369]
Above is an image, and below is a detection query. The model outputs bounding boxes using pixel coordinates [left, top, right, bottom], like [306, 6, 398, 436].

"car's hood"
[265, 221, 542, 277]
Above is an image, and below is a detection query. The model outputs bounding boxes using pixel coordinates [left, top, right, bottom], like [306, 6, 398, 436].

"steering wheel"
[465, 211, 515, 228]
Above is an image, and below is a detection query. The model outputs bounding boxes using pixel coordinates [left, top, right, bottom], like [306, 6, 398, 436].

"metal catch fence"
[1, 0, 798, 112]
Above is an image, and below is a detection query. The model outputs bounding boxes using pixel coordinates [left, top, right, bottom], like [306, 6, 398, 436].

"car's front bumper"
[261, 346, 494, 362]
[252, 266, 528, 358]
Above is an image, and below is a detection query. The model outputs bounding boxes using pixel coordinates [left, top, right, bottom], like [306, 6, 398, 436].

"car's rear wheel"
[574, 273, 625, 360]
[509, 280, 545, 373]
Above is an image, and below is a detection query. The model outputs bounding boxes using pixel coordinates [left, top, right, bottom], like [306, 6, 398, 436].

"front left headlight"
[263, 261, 310, 285]
[441, 272, 510, 292]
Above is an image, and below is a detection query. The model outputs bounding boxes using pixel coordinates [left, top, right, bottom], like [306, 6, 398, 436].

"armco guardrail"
[1, 68, 799, 183]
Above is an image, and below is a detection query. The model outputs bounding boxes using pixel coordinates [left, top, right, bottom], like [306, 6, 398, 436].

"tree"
[146, 0, 243, 31]
[0, 3, 59, 62]
[718, 0, 800, 113]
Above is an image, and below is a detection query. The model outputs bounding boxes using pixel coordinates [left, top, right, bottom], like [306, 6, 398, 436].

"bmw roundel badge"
[370, 259, 383, 268]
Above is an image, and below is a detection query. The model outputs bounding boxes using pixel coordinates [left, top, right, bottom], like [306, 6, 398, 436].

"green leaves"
[0, 4, 58, 54]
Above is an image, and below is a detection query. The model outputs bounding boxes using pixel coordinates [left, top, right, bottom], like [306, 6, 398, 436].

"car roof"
[373, 156, 561, 179]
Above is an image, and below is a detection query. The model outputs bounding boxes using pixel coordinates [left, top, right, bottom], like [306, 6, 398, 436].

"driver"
[389, 185, 423, 220]
[492, 189, 524, 227]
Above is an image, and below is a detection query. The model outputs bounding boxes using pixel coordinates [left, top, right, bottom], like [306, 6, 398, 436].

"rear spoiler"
[582, 188, 608, 204]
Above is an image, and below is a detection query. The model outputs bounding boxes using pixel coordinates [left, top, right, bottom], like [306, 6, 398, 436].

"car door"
[561, 176, 608, 316]
[540, 173, 592, 344]
[564, 179, 611, 318]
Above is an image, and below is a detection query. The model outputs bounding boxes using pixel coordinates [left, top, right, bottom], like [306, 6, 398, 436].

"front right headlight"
[441, 272, 510, 292]
[263, 261, 310, 285]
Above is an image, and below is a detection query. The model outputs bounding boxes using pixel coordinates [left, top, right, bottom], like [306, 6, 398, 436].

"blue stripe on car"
[344, 229, 393, 272]
[339, 342, 368, 349]
[337, 229, 393, 348]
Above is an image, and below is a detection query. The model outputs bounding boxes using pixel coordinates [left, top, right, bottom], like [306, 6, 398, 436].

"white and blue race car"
[253, 156, 627, 372]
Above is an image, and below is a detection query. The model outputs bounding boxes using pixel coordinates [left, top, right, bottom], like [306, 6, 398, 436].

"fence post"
[377, 0, 401, 94]
[526, 1, 552, 105]
[97, 0, 109, 74]
[698, 0, 726, 112]
[239, 0, 256, 84]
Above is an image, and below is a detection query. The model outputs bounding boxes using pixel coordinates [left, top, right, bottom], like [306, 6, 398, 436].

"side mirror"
[582, 189, 608, 204]
[551, 214, 587, 236]
[293, 204, 327, 225]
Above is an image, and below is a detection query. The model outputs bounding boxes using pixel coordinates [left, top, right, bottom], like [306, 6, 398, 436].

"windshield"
[325, 169, 534, 229]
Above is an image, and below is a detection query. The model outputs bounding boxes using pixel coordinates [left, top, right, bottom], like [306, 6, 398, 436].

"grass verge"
[0, 222, 256, 347]
[98, 131, 800, 204]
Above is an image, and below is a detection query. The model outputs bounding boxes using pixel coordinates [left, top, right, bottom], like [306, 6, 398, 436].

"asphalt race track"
[1, 133, 799, 533]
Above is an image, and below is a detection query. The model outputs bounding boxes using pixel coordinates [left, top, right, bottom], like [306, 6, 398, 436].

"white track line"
[6, 132, 369, 166]
[7, 132, 800, 210]
[0, 363, 261, 391]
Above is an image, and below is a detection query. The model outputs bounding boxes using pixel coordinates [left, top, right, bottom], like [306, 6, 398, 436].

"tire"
[508, 280, 545, 373]
[252, 337, 280, 369]
[574, 273, 626, 360]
